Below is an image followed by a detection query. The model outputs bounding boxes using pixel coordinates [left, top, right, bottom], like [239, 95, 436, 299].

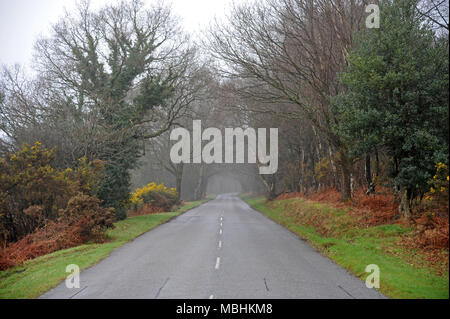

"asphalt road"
[40, 193, 385, 299]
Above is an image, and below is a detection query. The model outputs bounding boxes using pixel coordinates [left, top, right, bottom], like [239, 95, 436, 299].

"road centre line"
[215, 257, 220, 269]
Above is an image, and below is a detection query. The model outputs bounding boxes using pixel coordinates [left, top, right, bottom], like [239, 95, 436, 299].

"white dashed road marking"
[215, 257, 220, 269]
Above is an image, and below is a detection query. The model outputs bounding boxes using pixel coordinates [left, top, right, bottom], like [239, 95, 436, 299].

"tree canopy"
[335, 0, 449, 216]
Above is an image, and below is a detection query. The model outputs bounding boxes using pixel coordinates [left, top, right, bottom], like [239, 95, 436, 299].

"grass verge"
[0, 195, 215, 299]
[241, 195, 449, 299]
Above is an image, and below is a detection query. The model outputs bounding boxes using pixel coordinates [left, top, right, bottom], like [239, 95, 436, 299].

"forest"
[0, 0, 448, 273]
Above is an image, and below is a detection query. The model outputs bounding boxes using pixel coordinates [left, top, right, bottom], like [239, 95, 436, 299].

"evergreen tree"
[335, 0, 449, 217]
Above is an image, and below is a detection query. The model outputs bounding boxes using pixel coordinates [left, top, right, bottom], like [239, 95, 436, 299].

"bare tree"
[206, 0, 369, 200]
[0, 0, 205, 216]
[418, 0, 449, 32]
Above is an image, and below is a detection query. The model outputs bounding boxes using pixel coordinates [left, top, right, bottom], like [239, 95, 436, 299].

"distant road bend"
[40, 194, 385, 299]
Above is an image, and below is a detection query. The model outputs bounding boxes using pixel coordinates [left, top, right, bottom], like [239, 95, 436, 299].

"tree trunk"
[365, 154, 375, 195]
[194, 165, 205, 200]
[374, 148, 379, 178]
[398, 187, 411, 219]
[329, 146, 337, 188]
[365, 154, 372, 186]
[340, 151, 352, 201]
[200, 177, 207, 198]
[260, 174, 277, 200]
[175, 163, 183, 200]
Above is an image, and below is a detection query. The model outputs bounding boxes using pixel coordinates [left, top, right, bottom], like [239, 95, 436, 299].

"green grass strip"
[241, 195, 449, 299]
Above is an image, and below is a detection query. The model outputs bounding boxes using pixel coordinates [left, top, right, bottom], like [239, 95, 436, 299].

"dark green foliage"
[334, 0, 449, 203]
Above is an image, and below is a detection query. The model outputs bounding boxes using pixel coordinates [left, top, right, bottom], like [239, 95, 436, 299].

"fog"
[206, 175, 242, 195]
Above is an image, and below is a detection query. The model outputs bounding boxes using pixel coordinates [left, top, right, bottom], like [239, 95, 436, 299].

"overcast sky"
[0, 0, 240, 67]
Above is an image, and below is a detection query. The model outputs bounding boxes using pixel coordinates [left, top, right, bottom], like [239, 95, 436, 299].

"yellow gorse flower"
[130, 182, 177, 205]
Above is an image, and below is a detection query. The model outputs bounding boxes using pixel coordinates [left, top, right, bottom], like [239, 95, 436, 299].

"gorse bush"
[130, 182, 168, 205]
[1, 142, 66, 242]
[142, 190, 179, 211]
[424, 162, 449, 217]
[129, 182, 179, 213]
[0, 143, 115, 269]
[58, 193, 115, 242]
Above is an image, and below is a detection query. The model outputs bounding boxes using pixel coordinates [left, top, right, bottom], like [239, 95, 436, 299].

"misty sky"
[0, 0, 240, 67]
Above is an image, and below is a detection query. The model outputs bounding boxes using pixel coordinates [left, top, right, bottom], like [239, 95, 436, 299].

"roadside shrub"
[424, 162, 449, 217]
[0, 221, 78, 270]
[0, 143, 107, 244]
[0, 142, 67, 242]
[58, 193, 115, 242]
[142, 190, 179, 211]
[129, 182, 179, 213]
[0, 143, 117, 270]
[0, 194, 115, 270]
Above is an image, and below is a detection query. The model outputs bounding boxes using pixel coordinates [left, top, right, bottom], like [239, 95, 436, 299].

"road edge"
[238, 194, 388, 299]
[0, 195, 216, 299]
